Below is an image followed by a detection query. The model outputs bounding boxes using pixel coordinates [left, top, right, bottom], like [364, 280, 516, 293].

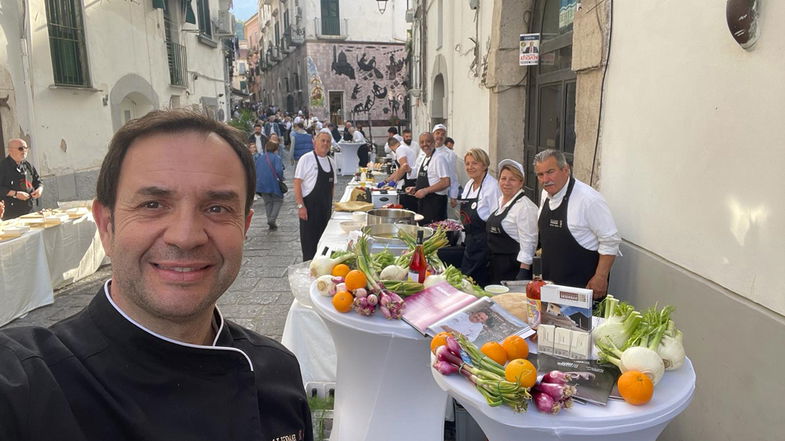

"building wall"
[16, 0, 230, 206]
[301, 0, 407, 42]
[599, 1, 785, 440]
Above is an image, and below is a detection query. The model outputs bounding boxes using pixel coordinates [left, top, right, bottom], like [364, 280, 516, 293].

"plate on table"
[0, 231, 24, 242]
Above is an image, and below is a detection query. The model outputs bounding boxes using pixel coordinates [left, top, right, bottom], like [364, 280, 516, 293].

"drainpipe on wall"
[19, 0, 38, 164]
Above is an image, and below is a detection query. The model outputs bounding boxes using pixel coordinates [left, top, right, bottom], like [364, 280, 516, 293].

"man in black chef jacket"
[0, 138, 43, 220]
[534, 149, 621, 300]
[0, 110, 313, 441]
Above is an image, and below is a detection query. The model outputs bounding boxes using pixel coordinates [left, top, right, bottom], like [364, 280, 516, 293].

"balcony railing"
[314, 18, 347, 39]
[167, 41, 187, 87]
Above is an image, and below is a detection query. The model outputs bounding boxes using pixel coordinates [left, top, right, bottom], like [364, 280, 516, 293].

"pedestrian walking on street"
[256, 140, 286, 230]
[291, 122, 313, 165]
[294, 131, 336, 261]
[0, 109, 312, 440]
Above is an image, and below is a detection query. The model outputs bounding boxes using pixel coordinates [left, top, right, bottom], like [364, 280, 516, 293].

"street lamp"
[376, 0, 388, 14]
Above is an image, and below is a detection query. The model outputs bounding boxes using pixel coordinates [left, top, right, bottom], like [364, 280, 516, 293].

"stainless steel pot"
[361, 224, 434, 245]
[365, 208, 416, 226]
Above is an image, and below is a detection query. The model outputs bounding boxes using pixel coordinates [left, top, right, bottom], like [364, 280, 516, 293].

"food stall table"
[431, 357, 695, 441]
[0, 213, 107, 326]
[309, 285, 448, 441]
[334, 142, 364, 176]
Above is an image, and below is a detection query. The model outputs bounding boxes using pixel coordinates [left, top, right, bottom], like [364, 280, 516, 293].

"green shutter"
[152, 0, 166, 10]
[183, 0, 196, 24]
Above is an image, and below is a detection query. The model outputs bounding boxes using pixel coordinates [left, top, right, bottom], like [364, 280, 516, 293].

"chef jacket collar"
[97, 280, 254, 370]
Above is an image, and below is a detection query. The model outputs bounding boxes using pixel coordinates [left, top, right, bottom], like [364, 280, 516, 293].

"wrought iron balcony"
[166, 41, 187, 87]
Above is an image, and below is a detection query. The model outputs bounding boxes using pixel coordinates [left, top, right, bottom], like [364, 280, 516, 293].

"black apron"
[415, 154, 447, 226]
[396, 156, 418, 212]
[458, 174, 489, 286]
[300, 152, 334, 261]
[486, 192, 526, 284]
[538, 177, 600, 289]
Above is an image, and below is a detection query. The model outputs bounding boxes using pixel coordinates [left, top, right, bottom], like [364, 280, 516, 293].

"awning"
[151, 0, 196, 25]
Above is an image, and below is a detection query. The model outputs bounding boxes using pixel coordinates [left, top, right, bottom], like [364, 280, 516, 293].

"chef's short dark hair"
[96, 109, 255, 215]
[387, 136, 400, 147]
[387, 127, 398, 135]
[533, 148, 569, 169]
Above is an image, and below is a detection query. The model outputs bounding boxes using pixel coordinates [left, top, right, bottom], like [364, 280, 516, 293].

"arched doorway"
[523, 0, 577, 202]
[118, 92, 155, 126]
[432, 73, 446, 126]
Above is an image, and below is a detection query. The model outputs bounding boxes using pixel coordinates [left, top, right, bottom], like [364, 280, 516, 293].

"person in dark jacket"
[0, 110, 312, 441]
[1, 138, 43, 220]
[255, 140, 285, 230]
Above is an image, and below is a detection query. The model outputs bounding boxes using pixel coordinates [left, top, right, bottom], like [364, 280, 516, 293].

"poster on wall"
[519, 33, 541, 66]
[306, 56, 325, 108]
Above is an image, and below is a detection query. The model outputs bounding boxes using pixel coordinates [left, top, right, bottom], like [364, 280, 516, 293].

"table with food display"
[286, 167, 695, 440]
[0, 207, 107, 326]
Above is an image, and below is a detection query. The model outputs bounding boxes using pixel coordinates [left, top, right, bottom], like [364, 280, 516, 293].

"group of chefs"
[384, 124, 621, 300]
[293, 122, 620, 301]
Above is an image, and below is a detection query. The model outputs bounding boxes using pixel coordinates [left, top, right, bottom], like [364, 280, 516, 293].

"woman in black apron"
[296, 133, 335, 261]
[457, 149, 500, 287]
[486, 160, 539, 284]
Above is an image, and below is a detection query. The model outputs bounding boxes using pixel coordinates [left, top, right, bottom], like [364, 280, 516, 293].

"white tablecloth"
[0, 214, 107, 326]
[431, 357, 696, 441]
[309, 282, 448, 441]
[334, 142, 364, 176]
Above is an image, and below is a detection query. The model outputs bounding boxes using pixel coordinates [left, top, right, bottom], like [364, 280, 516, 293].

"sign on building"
[519, 33, 541, 66]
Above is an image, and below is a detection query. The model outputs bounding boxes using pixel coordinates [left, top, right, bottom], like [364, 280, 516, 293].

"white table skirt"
[431, 356, 696, 441]
[334, 142, 363, 176]
[0, 214, 107, 326]
[309, 282, 448, 441]
[281, 299, 337, 386]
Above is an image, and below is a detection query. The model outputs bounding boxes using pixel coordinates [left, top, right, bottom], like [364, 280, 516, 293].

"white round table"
[309, 283, 448, 441]
[431, 357, 695, 441]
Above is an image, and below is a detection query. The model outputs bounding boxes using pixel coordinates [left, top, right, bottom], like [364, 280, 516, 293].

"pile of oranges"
[330, 269, 368, 313]
[431, 333, 537, 388]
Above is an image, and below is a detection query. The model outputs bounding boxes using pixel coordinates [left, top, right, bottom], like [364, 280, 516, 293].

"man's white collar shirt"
[494, 190, 539, 265]
[294, 152, 336, 197]
[413, 149, 451, 196]
[392, 143, 418, 181]
[538, 178, 621, 256]
[436, 145, 460, 199]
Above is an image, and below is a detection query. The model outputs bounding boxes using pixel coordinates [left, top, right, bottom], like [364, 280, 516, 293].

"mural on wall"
[306, 56, 325, 107]
[308, 43, 407, 123]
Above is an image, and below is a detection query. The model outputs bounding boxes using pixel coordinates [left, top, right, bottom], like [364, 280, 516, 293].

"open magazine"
[402, 282, 534, 347]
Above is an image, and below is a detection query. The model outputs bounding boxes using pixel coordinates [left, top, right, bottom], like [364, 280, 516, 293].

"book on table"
[529, 352, 620, 406]
[402, 282, 534, 347]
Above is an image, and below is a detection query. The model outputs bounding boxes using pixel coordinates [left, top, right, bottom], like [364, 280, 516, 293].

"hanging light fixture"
[376, 0, 389, 14]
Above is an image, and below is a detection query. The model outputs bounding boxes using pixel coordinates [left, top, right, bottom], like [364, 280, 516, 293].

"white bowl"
[339, 221, 364, 234]
[484, 284, 510, 295]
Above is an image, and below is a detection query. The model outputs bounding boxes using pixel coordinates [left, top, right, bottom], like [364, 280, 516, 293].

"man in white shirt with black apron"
[294, 131, 336, 261]
[405, 132, 450, 225]
[534, 149, 621, 300]
[384, 136, 417, 212]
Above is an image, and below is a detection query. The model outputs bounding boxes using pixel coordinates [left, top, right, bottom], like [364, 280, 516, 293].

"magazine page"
[401, 282, 478, 335]
[531, 353, 620, 406]
[428, 298, 534, 347]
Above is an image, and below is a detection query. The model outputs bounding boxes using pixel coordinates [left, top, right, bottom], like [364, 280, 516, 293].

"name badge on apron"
[489, 226, 501, 234]
[549, 219, 563, 228]
[471, 202, 477, 210]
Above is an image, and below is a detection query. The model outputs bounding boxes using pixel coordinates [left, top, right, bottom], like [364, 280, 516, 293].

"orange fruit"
[430, 332, 451, 354]
[502, 335, 529, 361]
[505, 358, 537, 387]
[344, 270, 367, 291]
[617, 370, 654, 405]
[332, 291, 354, 313]
[332, 264, 351, 278]
[480, 341, 508, 366]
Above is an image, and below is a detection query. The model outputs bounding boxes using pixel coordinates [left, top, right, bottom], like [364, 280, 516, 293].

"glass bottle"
[526, 256, 546, 327]
[408, 230, 427, 283]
